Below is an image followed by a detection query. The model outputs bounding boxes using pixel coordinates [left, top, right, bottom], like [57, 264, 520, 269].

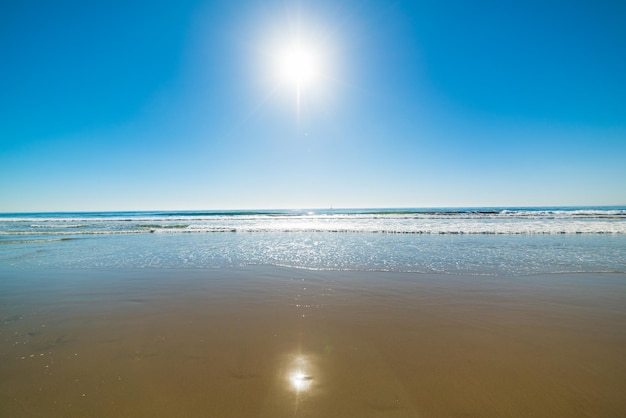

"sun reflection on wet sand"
[288, 355, 313, 393]
[290, 370, 312, 392]
[284, 353, 316, 415]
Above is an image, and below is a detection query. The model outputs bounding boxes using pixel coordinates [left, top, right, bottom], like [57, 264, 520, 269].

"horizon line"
[1, 204, 625, 215]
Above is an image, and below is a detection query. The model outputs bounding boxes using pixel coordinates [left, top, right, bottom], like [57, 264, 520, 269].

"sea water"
[1, 207, 625, 275]
[2, 209, 626, 417]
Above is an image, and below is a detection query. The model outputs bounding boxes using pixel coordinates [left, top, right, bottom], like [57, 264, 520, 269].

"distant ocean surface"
[1, 207, 625, 275]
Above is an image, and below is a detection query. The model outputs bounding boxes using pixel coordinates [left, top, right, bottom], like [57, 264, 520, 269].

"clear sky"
[1, 0, 625, 211]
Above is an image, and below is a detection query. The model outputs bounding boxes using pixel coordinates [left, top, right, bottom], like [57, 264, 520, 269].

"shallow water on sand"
[1, 266, 625, 417]
[2, 233, 625, 276]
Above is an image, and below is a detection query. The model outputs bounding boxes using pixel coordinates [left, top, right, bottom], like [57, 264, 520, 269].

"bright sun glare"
[277, 42, 321, 87]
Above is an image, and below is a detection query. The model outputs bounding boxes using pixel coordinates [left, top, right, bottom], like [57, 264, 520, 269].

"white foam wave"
[1, 208, 625, 236]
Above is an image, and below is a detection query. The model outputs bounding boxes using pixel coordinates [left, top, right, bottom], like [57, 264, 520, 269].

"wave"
[0, 237, 76, 244]
[1, 228, 624, 236]
[1, 207, 625, 236]
[1, 207, 625, 222]
[137, 224, 190, 230]
[30, 224, 88, 229]
[0, 230, 144, 236]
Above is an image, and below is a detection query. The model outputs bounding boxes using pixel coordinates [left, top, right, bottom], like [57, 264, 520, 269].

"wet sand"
[1, 266, 625, 417]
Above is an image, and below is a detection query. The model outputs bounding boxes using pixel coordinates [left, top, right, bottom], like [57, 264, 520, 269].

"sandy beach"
[1, 266, 625, 417]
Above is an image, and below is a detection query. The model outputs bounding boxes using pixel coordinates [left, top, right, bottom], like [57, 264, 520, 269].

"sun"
[277, 42, 321, 87]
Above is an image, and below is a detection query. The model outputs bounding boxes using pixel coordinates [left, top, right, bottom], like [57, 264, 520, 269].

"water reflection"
[287, 355, 314, 393]
[290, 370, 313, 392]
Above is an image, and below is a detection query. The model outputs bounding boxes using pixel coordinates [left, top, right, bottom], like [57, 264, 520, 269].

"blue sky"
[1, 0, 625, 211]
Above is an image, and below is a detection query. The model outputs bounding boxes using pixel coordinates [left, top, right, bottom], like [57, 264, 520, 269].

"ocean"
[1, 206, 625, 275]
[2, 207, 626, 416]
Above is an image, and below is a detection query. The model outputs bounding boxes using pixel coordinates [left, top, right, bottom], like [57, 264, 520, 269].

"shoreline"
[1, 266, 625, 416]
